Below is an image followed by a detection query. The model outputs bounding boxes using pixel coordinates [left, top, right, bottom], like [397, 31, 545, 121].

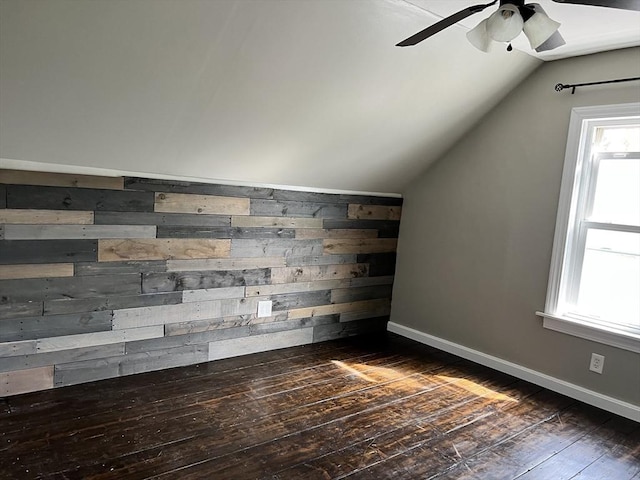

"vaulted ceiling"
[1, 1, 638, 194]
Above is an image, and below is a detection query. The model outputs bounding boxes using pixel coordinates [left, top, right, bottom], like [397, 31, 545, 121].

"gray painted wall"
[391, 47, 640, 406]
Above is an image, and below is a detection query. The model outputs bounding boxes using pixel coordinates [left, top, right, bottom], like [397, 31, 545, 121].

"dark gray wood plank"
[6, 185, 154, 212]
[124, 177, 275, 199]
[250, 199, 347, 219]
[0, 185, 6, 208]
[142, 269, 270, 293]
[312, 316, 388, 342]
[230, 239, 323, 258]
[74, 260, 167, 276]
[94, 211, 231, 227]
[0, 274, 141, 303]
[330, 285, 394, 304]
[270, 290, 331, 312]
[0, 301, 43, 320]
[0, 343, 125, 374]
[44, 292, 183, 315]
[0, 311, 113, 342]
[0, 239, 97, 265]
[125, 326, 252, 354]
[323, 219, 400, 237]
[248, 315, 338, 336]
[156, 226, 296, 239]
[271, 189, 403, 206]
[357, 252, 398, 276]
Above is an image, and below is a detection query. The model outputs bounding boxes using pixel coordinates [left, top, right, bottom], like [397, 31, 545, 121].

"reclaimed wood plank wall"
[0, 169, 401, 396]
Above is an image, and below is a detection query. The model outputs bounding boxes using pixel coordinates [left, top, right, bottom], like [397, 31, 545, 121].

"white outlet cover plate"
[257, 301, 273, 318]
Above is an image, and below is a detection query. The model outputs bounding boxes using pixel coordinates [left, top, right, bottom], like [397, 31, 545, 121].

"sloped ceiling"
[0, 0, 594, 194]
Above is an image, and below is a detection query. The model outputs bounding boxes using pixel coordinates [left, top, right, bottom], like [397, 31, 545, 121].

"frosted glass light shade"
[523, 11, 561, 48]
[486, 4, 524, 42]
[466, 19, 492, 52]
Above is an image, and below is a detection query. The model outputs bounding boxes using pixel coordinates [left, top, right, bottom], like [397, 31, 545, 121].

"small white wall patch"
[257, 300, 273, 318]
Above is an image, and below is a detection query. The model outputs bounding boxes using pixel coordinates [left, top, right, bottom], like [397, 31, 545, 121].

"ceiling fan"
[396, 0, 640, 53]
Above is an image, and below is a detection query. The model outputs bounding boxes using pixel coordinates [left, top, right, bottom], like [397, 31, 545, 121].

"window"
[538, 103, 640, 353]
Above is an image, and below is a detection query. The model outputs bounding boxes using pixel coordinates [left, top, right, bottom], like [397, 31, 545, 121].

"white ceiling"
[0, 1, 635, 194]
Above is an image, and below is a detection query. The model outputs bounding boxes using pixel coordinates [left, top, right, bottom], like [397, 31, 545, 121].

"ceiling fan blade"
[396, 0, 498, 47]
[551, 0, 640, 11]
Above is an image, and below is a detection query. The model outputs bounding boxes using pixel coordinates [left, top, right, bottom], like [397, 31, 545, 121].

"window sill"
[536, 312, 640, 353]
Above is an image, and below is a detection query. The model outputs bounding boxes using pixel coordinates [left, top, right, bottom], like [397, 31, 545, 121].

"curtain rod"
[555, 77, 640, 94]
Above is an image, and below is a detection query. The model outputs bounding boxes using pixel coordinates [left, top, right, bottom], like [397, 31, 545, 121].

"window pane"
[594, 126, 640, 152]
[590, 158, 640, 226]
[575, 229, 640, 329]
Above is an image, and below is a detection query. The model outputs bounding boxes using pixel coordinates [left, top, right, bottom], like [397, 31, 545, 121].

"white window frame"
[537, 102, 640, 353]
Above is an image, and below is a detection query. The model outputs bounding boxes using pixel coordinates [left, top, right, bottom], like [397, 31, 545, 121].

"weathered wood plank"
[0, 263, 74, 280]
[3, 225, 156, 240]
[0, 169, 124, 190]
[121, 344, 209, 376]
[230, 239, 323, 258]
[164, 314, 257, 336]
[0, 343, 125, 374]
[312, 316, 388, 342]
[143, 269, 269, 294]
[0, 340, 37, 357]
[231, 216, 322, 229]
[53, 360, 120, 387]
[6, 185, 154, 212]
[0, 240, 97, 265]
[95, 211, 231, 227]
[36, 326, 164, 353]
[0, 311, 113, 342]
[208, 328, 314, 361]
[125, 326, 251, 354]
[154, 192, 250, 215]
[330, 285, 394, 304]
[0, 209, 94, 224]
[44, 292, 183, 315]
[0, 185, 5, 208]
[156, 226, 295, 239]
[74, 260, 167, 276]
[323, 219, 400, 238]
[289, 298, 391, 319]
[357, 252, 397, 276]
[0, 366, 54, 396]
[124, 177, 275, 199]
[295, 228, 378, 239]
[349, 275, 395, 287]
[348, 204, 402, 221]
[246, 279, 352, 297]
[323, 238, 397, 254]
[270, 264, 369, 284]
[182, 287, 246, 303]
[167, 257, 285, 272]
[340, 308, 391, 323]
[0, 301, 43, 321]
[250, 199, 347, 219]
[98, 238, 231, 262]
[271, 290, 331, 311]
[0, 274, 141, 303]
[112, 298, 262, 329]
[271, 189, 403, 206]
[285, 254, 358, 267]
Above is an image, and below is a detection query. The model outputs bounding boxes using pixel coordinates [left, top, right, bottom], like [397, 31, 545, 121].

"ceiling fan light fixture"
[522, 9, 561, 48]
[466, 19, 493, 52]
[486, 4, 524, 42]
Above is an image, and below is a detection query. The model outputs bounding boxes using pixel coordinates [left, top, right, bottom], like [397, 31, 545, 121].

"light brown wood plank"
[270, 264, 369, 284]
[0, 209, 94, 224]
[289, 298, 391, 319]
[231, 216, 322, 229]
[166, 257, 286, 272]
[154, 192, 250, 215]
[0, 263, 74, 280]
[295, 228, 379, 239]
[323, 238, 398, 254]
[0, 366, 54, 396]
[98, 239, 231, 262]
[348, 204, 402, 220]
[0, 169, 123, 190]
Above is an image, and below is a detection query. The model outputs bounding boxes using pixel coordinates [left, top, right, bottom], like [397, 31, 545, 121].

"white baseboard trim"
[387, 321, 640, 422]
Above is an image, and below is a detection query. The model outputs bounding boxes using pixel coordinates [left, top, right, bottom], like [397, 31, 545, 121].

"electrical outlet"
[589, 353, 605, 374]
[257, 300, 272, 318]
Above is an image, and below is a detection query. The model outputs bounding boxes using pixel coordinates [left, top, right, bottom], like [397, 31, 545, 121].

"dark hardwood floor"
[1, 333, 638, 479]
